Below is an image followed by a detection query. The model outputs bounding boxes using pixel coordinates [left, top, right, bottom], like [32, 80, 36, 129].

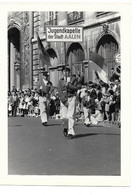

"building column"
[10, 42, 15, 90]
[16, 68, 20, 90]
[83, 61, 89, 83]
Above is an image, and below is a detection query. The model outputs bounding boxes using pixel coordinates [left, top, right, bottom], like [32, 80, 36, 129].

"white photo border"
[0, 2, 131, 186]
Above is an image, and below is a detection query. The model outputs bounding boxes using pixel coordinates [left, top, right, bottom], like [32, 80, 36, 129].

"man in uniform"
[58, 66, 82, 139]
[37, 69, 52, 126]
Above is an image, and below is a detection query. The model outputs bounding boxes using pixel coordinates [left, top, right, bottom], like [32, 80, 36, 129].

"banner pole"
[64, 42, 67, 81]
[37, 31, 44, 97]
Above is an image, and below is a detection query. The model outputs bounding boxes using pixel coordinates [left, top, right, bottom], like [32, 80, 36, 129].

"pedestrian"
[54, 93, 60, 115]
[33, 91, 40, 117]
[103, 92, 110, 122]
[11, 86, 17, 93]
[114, 90, 121, 123]
[108, 90, 115, 122]
[19, 92, 25, 117]
[50, 97, 56, 118]
[58, 66, 81, 139]
[82, 90, 91, 126]
[11, 91, 19, 117]
[37, 71, 52, 126]
[24, 92, 31, 116]
[8, 92, 13, 116]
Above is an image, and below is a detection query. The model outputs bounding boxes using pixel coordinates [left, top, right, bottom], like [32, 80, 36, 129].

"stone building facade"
[8, 11, 120, 90]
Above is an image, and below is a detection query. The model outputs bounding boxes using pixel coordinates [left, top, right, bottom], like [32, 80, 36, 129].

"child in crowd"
[19, 92, 25, 117]
[33, 91, 40, 117]
[90, 104, 103, 125]
[82, 90, 91, 126]
[34, 103, 39, 117]
[28, 92, 35, 117]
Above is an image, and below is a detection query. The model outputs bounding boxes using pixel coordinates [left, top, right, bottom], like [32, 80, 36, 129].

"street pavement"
[8, 116, 120, 176]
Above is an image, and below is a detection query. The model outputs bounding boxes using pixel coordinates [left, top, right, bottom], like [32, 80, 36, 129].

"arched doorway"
[8, 27, 20, 91]
[67, 42, 85, 76]
[47, 48, 58, 87]
[96, 34, 119, 78]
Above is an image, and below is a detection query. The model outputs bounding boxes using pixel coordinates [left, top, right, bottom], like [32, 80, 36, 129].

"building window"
[45, 11, 58, 25]
[67, 11, 84, 25]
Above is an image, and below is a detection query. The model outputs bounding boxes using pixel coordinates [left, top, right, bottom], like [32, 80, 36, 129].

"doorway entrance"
[8, 27, 20, 91]
[67, 42, 85, 76]
[96, 34, 119, 78]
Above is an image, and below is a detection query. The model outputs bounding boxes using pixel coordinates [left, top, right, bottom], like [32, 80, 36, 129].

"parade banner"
[37, 34, 51, 68]
[45, 26, 83, 42]
[89, 52, 108, 83]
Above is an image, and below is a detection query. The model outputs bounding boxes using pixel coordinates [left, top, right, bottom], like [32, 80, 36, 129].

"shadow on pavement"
[74, 131, 120, 139]
[8, 125, 22, 127]
[74, 133, 98, 139]
[47, 124, 61, 126]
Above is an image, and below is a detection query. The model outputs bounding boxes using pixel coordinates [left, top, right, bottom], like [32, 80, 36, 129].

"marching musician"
[37, 68, 53, 126]
[58, 66, 82, 139]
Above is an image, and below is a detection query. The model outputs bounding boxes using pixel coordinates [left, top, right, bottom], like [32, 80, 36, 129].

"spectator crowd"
[8, 78, 121, 128]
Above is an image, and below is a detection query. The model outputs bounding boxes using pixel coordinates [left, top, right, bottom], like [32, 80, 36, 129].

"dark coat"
[58, 78, 68, 104]
[37, 75, 52, 96]
[58, 76, 82, 103]
[90, 89, 97, 100]
[67, 76, 82, 97]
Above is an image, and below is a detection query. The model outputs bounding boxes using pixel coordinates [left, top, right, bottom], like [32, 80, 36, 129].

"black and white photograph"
[0, 1, 131, 188]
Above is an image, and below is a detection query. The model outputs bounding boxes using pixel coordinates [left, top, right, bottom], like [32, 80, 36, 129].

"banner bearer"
[37, 69, 52, 126]
[58, 66, 82, 139]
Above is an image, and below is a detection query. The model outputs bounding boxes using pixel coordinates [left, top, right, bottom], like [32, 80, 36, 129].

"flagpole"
[36, 31, 44, 97]
[64, 42, 67, 82]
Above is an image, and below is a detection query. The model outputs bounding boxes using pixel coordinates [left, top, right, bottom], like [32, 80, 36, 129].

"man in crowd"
[11, 91, 19, 117]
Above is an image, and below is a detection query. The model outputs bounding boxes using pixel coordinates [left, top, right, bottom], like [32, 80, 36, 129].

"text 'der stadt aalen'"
[46, 26, 83, 42]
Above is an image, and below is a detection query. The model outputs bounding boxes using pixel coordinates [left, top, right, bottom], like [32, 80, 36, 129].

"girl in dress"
[19, 92, 25, 117]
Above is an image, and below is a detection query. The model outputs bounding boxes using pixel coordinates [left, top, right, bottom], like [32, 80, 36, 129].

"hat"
[38, 67, 45, 73]
[61, 66, 70, 71]
[43, 71, 49, 76]
[38, 67, 49, 75]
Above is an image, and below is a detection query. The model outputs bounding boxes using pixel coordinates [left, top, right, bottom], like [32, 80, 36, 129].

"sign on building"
[45, 26, 83, 42]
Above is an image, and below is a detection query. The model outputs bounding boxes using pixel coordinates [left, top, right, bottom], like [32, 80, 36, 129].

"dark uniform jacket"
[58, 77, 82, 104]
[58, 78, 68, 104]
[37, 75, 53, 97]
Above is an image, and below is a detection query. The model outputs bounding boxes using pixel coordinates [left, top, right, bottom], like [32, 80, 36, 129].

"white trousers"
[83, 107, 90, 125]
[39, 96, 50, 123]
[60, 96, 76, 135]
[90, 115, 98, 125]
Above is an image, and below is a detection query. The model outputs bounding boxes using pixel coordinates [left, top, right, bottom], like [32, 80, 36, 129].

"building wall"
[8, 11, 32, 90]
[8, 11, 120, 90]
